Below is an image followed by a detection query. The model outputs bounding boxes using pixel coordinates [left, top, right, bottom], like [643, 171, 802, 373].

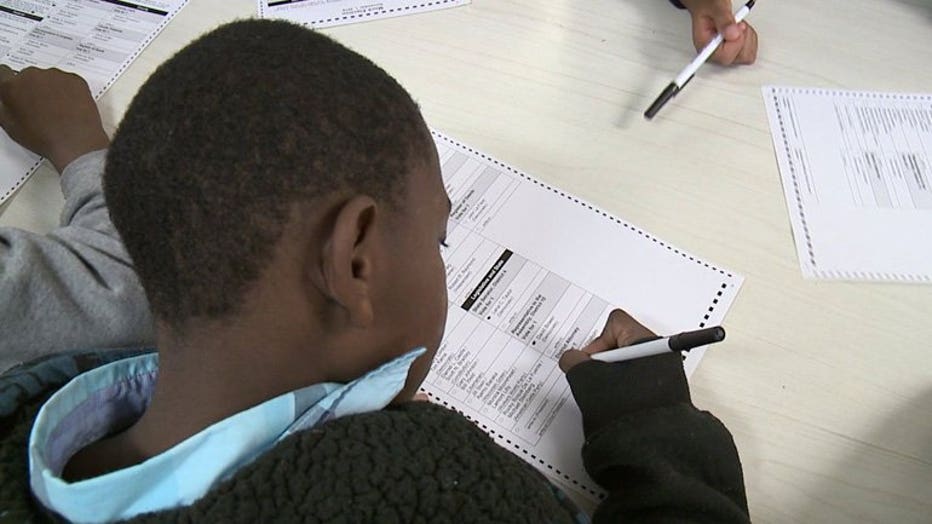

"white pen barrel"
[590, 338, 671, 363]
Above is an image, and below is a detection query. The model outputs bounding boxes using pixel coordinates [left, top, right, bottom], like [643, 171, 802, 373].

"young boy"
[0, 0, 757, 375]
[0, 20, 748, 523]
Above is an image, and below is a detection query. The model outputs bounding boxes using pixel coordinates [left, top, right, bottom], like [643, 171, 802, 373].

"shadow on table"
[894, 0, 932, 18]
[795, 387, 932, 522]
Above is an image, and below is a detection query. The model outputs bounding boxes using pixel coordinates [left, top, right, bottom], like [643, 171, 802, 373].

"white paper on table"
[0, 0, 189, 206]
[423, 130, 744, 510]
[257, 0, 469, 29]
[763, 86, 932, 283]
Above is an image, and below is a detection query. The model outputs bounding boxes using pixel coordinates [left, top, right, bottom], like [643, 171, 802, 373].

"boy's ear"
[318, 195, 380, 328]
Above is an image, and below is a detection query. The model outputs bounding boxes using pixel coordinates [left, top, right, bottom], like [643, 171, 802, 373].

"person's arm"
[0, 67, 154, 372]
[669, 0, 758, 66]
[560, 310, 749, 523]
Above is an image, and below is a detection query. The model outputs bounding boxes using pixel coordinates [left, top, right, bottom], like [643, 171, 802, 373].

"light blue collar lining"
[29, 348, 425, 524]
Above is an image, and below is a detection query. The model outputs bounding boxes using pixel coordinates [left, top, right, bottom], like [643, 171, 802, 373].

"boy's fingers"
[712, 38, 744, 65]
[560, 309, 655, 373]
[600, 308, 655, 349]
[0, 64, 15, 84]
[690, 2, 760, 65]
[0, 104, 10, 131]
[580, 328, 616, 355]
[559, 349, 591, 373]
[412, 392, 430, 402]
[703, 1, 739, 40]
[734, 24, 758, 64]
[721, 24, 742, 42]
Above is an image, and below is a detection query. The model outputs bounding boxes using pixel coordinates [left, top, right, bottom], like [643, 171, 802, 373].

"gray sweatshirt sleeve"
[0, 150, 154, 373]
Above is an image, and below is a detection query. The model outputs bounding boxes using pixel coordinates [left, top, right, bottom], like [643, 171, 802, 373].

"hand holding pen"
[645, 0, 758, 119]
[682, 0, 758, 66]
[559, 309, 725, 372]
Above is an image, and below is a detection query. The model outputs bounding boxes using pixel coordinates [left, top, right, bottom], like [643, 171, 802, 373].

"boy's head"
[104, 20, 450, 399]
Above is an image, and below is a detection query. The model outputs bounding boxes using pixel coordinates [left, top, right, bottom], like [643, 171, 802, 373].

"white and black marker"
[643, 0, 756, 120]
[590, 326, 726, 363]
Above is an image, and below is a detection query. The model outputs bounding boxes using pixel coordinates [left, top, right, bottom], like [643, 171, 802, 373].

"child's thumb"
[710, 7, 741, 41]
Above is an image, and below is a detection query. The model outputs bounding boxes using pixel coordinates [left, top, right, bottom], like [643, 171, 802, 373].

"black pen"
[591, 326, 726, 363]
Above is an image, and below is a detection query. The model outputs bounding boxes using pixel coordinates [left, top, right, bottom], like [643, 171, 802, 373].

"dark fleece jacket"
[0, 349, 748, 523]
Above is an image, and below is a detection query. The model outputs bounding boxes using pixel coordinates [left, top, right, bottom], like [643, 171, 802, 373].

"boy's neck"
[63, 314, 333, 481]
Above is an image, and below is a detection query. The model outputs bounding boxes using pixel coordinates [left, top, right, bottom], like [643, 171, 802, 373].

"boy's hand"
[0, 65, 109, 173]
[559, 309, 656, 372]
[681, 0, 758, 66]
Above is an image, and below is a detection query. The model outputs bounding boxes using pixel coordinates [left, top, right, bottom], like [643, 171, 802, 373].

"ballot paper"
[421, 130, 744, 509]
[0, 0, 188, 206]
[763, 86, 932, 283]
[257, 0, 469, 29]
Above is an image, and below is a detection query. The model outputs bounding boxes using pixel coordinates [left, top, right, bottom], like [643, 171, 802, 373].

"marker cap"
[668, 326, 726, 352]
[644, 82, 680, 120]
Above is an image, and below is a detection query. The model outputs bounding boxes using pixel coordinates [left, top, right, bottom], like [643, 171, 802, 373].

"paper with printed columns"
[257, 0, 470, 29]
[423, 129, 744, 510]
[0, 0, 190, 206]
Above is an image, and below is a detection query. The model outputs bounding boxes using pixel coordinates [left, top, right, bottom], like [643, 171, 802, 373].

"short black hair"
[105, 20, 431, 328]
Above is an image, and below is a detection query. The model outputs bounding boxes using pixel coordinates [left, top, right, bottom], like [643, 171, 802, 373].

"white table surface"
[2, 1, 931, 522]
